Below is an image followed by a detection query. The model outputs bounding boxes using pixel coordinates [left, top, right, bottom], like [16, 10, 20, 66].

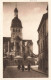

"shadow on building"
[37, 6, 48, 74]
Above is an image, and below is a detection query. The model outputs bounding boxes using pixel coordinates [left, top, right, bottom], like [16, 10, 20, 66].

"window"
[16, 29, 17, 32]
[16, 29, 20, 32]
[19, 29, 20, 32]
[13, 29, 14, 32]
[43, 24, 44, 36]
[41, 42, 43, 52]
[43, 23, 46, 37]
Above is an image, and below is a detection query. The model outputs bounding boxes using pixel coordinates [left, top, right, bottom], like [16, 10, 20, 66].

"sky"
[3, 2, 48, 55]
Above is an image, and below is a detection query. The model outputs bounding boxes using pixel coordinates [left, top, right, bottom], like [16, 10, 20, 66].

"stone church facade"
[3, 7, 33, 57]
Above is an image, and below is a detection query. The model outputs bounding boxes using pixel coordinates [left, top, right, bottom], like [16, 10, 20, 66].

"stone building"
[3, 37, 11, 56]
[22, 40, 33, 60]
[3, 7, 33, 58]
[37, 7, 48, 73]
[10, 8, 22, 56]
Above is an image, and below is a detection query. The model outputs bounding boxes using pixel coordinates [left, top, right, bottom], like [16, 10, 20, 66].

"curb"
[31, 68, 48, 76]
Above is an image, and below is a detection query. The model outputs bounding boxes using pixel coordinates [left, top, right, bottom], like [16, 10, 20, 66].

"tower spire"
[14, 3, 18, 17]
[16, 3, 17, 8]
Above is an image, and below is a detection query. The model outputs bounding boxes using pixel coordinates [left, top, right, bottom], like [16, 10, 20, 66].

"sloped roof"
[38, 12, 48, 32]
[11, 17, 22, 28]
[3, 37, 11, 43]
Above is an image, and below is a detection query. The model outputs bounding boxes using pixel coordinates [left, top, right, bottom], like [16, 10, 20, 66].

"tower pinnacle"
[14, 3, 18, 17]
[16, 3, 17, 8]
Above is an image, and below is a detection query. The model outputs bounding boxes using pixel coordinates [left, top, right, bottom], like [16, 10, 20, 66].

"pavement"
[31, 65, 48, 76]
[3, 65, 48, 78]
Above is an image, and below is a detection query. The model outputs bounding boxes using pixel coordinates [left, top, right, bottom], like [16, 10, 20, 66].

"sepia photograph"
[3, 2, 48, 78]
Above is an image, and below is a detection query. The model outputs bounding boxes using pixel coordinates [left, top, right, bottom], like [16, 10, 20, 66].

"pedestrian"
[10, 55, 13, 61]
[18, 64, 20, 70]
[22, 64, 24, 71]
[28, 63, 30, 71]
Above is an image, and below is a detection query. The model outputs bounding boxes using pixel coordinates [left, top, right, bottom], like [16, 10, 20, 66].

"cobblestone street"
[3, 66, 48, 78]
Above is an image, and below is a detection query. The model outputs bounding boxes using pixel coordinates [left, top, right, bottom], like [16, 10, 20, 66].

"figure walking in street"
[22, 64, 24, 71]
[10, 55, 13, 61]
[17, 60, 20, 70]
[28, 63, 30, 71]
[18, 64, 20, 70]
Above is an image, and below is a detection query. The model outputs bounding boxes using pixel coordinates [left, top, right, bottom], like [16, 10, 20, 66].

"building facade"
[22, 40, 33, 59]
[3, 37, 11, 56]
[10, 8, 23, 56]
[3, 7, 33, 59]
[37, 7, 48, 73]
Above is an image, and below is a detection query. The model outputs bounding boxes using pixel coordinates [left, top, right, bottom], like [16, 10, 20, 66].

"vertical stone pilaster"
[14, 41, 16, 52]
[20, 41, 22, 56]
[14, 41, 17, 56]
[8, 41, 9, 53]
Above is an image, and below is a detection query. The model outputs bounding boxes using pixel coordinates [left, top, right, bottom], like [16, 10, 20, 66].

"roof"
[11, 17, 22, 28]
[3, 37, 33, 44]
[38, 12, 48, 32]
[23, 40, 32, 42]
[22, 40, 33, 45]
[3, 37, 11, 43]
[14, 36, 22, 41]
[14, 8, 18, 13]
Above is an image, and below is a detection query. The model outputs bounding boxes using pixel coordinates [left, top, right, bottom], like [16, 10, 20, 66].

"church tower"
[10, 7, 22, 56]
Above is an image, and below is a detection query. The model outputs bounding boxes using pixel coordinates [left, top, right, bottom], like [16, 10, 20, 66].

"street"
[3, 66, 47, 78]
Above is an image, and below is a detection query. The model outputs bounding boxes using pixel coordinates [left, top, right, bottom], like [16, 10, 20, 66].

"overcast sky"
[3, 2, 48, 54]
